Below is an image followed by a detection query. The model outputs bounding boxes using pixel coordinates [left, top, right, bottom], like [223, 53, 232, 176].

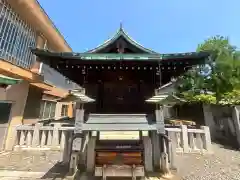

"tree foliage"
[177, 35, 240, 105]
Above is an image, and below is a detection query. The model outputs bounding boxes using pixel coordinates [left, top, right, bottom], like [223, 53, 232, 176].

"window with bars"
[39, 100, 56, 119]
[61, 104, 68, 117]
[0, 0, 37, 69]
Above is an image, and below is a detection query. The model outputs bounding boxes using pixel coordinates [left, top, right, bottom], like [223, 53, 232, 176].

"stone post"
[61, 131, 74, 165]
[26, 131, 32, 147]
[40, 130, 47, 146]
[60, 131, 67, 150]
[19, 130, 25, 146]
[232, 106, 240, 148]
[47, 130, 53, 146]
[151, 131, 160, 169]
[155, 105, 165, 134]
[52, 123, 61, 147]
[203, 104, 215, 139]
[142, 131, 153, 172]
[75, 103, 84, 134]
[181, 125, 189, 153]
[161, 152, 170, 174]
[201, 126, 212, 152]
[32, 123, 42, 147]
[69, 101, 85, 174]
[69, 151, 78, 175]
[86, 132, 97, 172]
[168, 131, 177, 170]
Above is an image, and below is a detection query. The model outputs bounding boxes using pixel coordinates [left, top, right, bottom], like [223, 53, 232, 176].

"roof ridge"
[86, 25, 159, 54]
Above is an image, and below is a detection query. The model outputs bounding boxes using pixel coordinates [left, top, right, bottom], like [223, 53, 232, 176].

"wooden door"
[101, 82, 141, 113]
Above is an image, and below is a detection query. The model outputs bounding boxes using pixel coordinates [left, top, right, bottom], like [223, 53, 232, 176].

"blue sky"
[39, 0, 239, 53]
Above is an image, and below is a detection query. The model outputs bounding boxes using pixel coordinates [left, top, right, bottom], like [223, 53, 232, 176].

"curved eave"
[86, 27, 158, 54]
[32, 48, 210, 65]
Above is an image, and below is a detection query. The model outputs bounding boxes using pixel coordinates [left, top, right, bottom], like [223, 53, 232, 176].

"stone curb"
[0, 170, 45, 178]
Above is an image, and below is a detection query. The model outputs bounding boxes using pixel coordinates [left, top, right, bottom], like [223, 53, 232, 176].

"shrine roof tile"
[32, 48, 210, 64]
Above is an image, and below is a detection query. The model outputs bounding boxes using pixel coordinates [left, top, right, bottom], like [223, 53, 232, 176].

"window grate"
[0, 1, 37, 69]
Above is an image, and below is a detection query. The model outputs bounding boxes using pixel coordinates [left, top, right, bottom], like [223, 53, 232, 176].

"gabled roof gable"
[87, 25, 158, 54]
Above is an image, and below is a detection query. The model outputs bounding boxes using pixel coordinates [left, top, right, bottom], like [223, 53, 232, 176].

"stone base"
[95, 165, 145, 177]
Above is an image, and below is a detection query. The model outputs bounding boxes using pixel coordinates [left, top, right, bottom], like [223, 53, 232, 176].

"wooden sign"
[72, 137, 82, 151]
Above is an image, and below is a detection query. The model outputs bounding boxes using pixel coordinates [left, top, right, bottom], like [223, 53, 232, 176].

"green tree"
[177, 35, 240, 104]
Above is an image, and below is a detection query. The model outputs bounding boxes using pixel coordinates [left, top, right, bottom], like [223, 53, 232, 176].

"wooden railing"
[166, 125, 212, 153]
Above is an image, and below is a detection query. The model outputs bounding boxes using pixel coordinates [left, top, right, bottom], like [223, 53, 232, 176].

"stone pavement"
[0, 151, 68, 179]
[0, 143, 239, 180]
[175, 143, 240, 180]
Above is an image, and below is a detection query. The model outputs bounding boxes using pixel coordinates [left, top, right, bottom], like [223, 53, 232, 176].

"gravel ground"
[0, 151, 61, 172]
[175, 143, 240, 180]
[0, 144, 239, 180]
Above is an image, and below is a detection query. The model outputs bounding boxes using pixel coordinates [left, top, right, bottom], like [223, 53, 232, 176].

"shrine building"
[33, 25, 209, 115]
[32, 25, 210, 178]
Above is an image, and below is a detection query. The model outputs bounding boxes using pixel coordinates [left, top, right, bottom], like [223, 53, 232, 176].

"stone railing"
[13, 123, 74, 151]
[13, 123, 212, 154]
[166, 125, 212, 154]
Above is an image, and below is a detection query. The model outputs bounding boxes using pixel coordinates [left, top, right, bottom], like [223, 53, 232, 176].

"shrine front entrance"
[85, 68, 155, 114]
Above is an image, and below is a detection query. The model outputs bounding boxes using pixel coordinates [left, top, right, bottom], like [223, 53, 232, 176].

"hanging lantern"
[118, 76, 123, 81]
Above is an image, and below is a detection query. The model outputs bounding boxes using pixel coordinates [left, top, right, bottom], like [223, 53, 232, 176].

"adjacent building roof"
[146, 80, 186, 105]
[58, 89, 95, 103]
[8, 0, 71, 52]
[0, 74, 21, 85]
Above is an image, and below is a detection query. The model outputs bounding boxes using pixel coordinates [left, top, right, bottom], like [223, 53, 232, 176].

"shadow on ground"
[212, 138, 240, 151]
[41, 162, 69, 179]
